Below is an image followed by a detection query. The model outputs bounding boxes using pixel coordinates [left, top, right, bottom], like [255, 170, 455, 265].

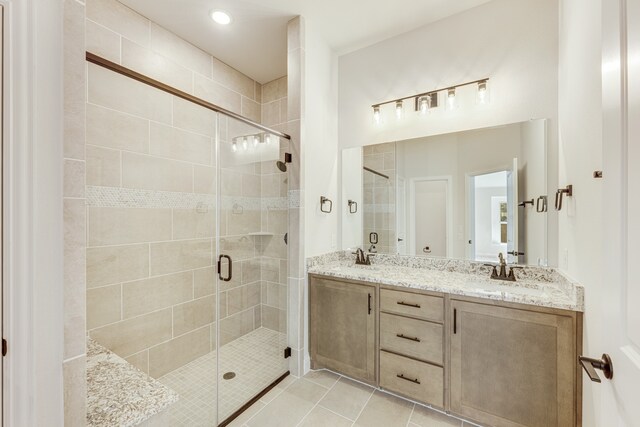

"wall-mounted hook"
[555, 185, 573, 211]
[536, 196, 548, 212]
[348, 199, 358, 214]
[518, 199, 534, 208]
[320, 196, 333, 213]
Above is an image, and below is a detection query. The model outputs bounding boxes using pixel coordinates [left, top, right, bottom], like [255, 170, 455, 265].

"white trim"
[408, 175, 453, 258]
[3, 0, 64, 425]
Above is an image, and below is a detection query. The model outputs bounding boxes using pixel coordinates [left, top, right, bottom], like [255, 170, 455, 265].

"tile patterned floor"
[227, 370, 483, 427]
[158, 327, 287, 426]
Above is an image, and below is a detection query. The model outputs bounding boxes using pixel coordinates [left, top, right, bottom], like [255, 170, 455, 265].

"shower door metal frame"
[85, 52, 291, 141]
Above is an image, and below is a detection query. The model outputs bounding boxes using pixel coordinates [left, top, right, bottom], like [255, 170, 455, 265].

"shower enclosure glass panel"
[216, 115, 290, 422]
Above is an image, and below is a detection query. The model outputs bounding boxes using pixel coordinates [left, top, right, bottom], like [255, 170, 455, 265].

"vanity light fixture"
[373, 105, 382, 124]
[370, 77, 489, 120]
[395, 100, 404, 119]
[242, 137, 248, 151]
[477, 79, 489, 104]
[446, 88, 458, 110]
[264, 134, 271, 144]
[232, 141, 238, 152]
[253, 135, 259, 147]
[210, 10, 232, 25]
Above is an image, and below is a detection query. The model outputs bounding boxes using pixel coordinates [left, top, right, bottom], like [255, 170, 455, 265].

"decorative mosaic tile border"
[87, 186, 295, 210]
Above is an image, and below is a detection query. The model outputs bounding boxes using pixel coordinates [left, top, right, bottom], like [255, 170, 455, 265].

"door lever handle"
[579, 354, 613, 382]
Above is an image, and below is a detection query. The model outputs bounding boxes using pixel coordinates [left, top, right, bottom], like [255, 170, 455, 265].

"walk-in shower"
[85, 54, 291, 426]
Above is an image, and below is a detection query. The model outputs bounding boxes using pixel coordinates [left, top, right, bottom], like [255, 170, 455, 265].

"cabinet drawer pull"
[397, 301, 421, 308]
[396, 333, 420, 342]
[368, 293, 372, 315]
[396, 373, 421, 384]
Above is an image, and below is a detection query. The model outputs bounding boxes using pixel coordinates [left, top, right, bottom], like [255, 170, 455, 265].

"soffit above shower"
[117, 0, 493, 84]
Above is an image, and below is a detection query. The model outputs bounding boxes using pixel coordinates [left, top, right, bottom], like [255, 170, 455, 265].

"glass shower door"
[216, 114, 290, 423]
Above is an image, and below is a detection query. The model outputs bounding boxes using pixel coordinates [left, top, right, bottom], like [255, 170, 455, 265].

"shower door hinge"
[2, 338, 7, 356]
[284, 347, 292, 359]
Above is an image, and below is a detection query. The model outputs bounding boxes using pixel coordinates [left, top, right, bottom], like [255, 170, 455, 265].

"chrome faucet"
[353, 248, 375, 265]
[484, 252, 522, 282]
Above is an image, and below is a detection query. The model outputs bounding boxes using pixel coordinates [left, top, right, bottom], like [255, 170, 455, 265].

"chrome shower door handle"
[217, 254, 232, 282]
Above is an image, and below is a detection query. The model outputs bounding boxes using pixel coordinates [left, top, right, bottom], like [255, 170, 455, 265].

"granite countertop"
[307, 252, 584, 312]
[86, 339, 178, 427]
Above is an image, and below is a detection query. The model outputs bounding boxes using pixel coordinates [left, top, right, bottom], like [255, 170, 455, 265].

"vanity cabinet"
[309, 275, 377, 384]
[449, 299, 581, 427]
[308, 274, 582, 427]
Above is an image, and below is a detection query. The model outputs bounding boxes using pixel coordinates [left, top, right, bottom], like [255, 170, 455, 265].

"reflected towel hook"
[536, 195, 548, 212]
[518, 199, 534, 208]
[348, 199, 358, 214]
[320, 196, 333, 213]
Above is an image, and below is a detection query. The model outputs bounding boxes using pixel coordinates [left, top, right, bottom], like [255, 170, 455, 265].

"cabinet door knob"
[579, 354, 613, 382]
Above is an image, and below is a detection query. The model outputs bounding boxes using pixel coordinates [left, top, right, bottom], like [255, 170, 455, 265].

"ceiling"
[119, 0, 494, 83]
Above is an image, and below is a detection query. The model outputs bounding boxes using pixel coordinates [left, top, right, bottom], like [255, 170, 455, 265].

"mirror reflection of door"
[411, 179, 448, 257]
[469, 170, 511, 263]
[396, 176, 407, 255]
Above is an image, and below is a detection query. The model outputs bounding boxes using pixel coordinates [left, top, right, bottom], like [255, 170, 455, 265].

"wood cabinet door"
[309, 276, 376, 383]
[449, 300, 577, 427]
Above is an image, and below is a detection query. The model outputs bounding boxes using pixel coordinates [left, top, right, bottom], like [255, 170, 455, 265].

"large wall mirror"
[341, 119, 552, 266]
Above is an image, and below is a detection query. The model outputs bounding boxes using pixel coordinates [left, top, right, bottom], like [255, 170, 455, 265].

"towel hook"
[320, 196, 333, 213]
[555, 185, 573, 211]
[348, 199, 358, 214]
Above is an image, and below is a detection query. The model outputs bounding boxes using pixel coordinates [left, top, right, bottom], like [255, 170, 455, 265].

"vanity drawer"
[380, 288, 443, 322]
[380, 351, 444, 408]
[380, 313, 443, 364]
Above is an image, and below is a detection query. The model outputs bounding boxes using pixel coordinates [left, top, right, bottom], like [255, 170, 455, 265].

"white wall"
[340, 147, 362, 249]
[304, 19, 340, 257]
[557, 0, 603, 425]
[338, 0, 558, 148]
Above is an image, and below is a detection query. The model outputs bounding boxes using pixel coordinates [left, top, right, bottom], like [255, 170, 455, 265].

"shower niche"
[85, 60, 290, 425]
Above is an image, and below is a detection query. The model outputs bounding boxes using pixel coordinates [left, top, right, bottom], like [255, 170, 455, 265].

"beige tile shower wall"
[85, 0, 262, 120]
[86, 62, 218, 377]
[85, 0, 266, 378]
[259, 77, 289, 335]
[64, 0, 87, 424]
[363, 143, 396, 254]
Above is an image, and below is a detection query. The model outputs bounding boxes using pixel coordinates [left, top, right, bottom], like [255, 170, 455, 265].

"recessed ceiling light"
[210, 10, 232, 25]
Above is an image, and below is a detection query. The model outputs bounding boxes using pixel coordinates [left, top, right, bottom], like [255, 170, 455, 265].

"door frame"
[408, 175, 453, 258]
[465, 166, 510, 262]
[2, 0, 65, 425]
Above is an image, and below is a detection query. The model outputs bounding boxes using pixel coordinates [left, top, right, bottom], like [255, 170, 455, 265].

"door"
[506, 158, 519, 264]
[599, 0, 640, 423]
[412, 179, 447, 257]
[396, 175, 406, 255]
[216, 114, 289, 422]
[450, 300, 578, 427]
[309, 276, 376, 383]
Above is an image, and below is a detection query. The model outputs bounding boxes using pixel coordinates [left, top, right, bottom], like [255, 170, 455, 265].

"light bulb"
[232, 141, 237, 152]
[395, 100, 404, 119]
[373, 105, 381, 125]
[447, 88, 458, 110]
[419, 97, 429, 115]
[253, 135, 258, 147]
[265, 134, 271, 144]
[477, 80, 490, 105]
[242, 137, 248, 151]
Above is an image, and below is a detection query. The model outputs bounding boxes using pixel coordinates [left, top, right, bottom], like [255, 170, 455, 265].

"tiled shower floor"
[159, 327, 288, 426]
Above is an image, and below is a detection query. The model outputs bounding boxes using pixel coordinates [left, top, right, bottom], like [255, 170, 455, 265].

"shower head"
[276, 152, 292, 172]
